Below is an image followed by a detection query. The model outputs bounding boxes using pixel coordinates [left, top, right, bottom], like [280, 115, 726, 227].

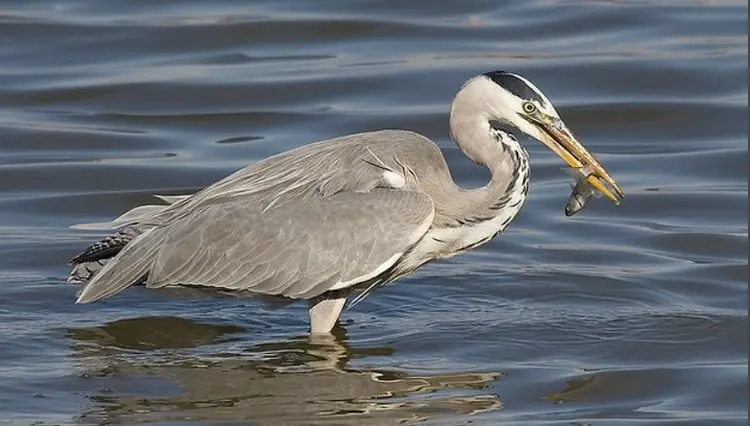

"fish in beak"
[531, 113, 624, 205]
[563, 165, 599, 216]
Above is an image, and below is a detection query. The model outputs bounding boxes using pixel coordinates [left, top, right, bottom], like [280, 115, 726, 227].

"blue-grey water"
[0, 1, 747, 425]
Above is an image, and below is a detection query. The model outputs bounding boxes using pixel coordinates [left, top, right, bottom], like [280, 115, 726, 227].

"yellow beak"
[532, 114, 624, 205]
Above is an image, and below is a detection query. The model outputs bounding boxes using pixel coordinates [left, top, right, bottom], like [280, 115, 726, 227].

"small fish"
[563, 166, 600, 217]
[565, 179, 596, 216]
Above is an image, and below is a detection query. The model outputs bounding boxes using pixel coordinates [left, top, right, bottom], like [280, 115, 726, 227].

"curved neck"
[427, 80, 529, 228]
[450, 78, 501, 169]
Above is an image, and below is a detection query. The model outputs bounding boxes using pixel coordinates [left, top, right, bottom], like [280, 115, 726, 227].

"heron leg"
[308, 293, 347, 334]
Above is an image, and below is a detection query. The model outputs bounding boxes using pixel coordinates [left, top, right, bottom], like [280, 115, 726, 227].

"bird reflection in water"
[67, 316, 502, 425]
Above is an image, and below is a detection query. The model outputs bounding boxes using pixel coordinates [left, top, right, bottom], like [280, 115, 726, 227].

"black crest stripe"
[483, 71, 547, 107]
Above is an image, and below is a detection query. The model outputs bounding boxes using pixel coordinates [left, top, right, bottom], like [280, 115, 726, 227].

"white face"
[451, 71, 623, 204]
[480, 72, 560, 142]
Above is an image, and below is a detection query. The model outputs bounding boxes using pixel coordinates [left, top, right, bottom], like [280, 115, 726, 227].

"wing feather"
[147, 131, 444, 226]
[75, 228, 165, 303]
[71, 130, 450, 303]
[147, 189, 433, 299]
[75, 189, 434, 303]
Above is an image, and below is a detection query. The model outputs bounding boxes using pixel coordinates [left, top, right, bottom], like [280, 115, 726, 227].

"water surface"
[0, 0, 747, 425]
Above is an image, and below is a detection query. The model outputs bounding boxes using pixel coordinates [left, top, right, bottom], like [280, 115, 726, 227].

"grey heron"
[69, 71, 624, 334]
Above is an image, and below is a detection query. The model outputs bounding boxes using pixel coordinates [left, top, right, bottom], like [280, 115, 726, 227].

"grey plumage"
[67, 195, 187, 284]
[73, 131, 521, 301]
[68, 259, 108, 285]
[92, 189, 433, 302]
[69, 70, 622, 334]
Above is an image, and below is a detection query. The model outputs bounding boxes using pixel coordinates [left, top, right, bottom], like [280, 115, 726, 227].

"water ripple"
[0, 0, 746, 425]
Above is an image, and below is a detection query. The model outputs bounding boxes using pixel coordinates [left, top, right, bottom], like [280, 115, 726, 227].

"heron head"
[476, 70, 624, 204]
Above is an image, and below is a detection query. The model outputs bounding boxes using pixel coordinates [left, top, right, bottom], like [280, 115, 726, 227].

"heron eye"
[522, 102, 537, 113]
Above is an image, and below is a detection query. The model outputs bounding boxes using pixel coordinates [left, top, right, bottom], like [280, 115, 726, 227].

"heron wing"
[76, 189, 434, 302]
[146, 130, 445, 225]
[71, 130, 448, 231]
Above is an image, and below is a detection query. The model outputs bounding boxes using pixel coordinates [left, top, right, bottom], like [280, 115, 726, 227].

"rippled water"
[0, 1, 747, 425]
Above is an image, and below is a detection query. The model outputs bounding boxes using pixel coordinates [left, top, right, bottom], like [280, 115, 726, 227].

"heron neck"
[433, 87, 529, 227]
[428, 131, 529, 229]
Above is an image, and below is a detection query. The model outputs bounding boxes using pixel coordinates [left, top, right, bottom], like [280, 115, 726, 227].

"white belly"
[430, 208, 522, 258]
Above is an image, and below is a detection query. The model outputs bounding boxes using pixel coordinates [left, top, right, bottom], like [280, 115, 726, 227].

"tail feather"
[71, 205, 165, 231]
[70, 226, 141, 264]
[68, 194, 192, 296]
[67, 193, 192, 285]
[68, 259, 108, 284]
[70, 193, 193, 231]
[153, 194, 191, 204]
[75, 228, 164, 303]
